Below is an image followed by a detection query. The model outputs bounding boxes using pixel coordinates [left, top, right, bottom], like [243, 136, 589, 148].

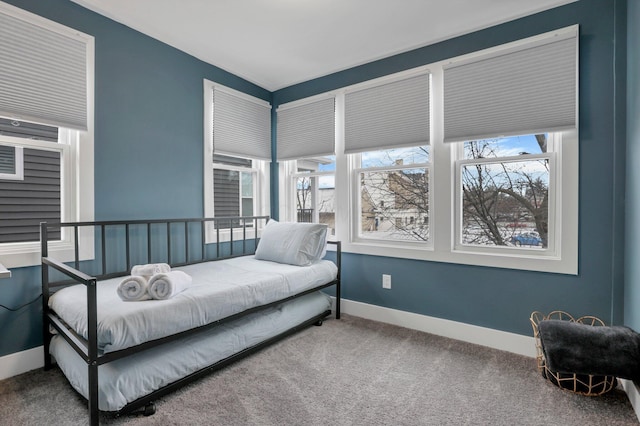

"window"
[354, 146, 430, 243]
[455, 134, 555, 251]
[276, 94, 337, 236]
[0, 144, 23, 180]
[0, 123, 94, 267]
[0, 3, 94, 268]
[276, 26, 578, 274]
[203, 80, 270, 241]
[211, 154, 263, 229]
[205, 154, 268, 240]
[289, 156, 336, 236]
[0, 120, 60, 244]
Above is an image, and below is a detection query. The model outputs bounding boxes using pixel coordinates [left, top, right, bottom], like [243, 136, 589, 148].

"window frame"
[445, 130, 577, 273]
[203, 80, 270, 244]
[0, 144, 24, 180]
[453, 136, 558, 256]
[0, 128, 95, 268]
[281, 158, 337, 239]
[204, 155, 269, 244]
[0, 6, 95, 269]
[351, 150, 432, 247]
[278, 27, 578, 274]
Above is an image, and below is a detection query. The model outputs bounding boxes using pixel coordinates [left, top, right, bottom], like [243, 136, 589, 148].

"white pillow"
[254, 220, 328, 266]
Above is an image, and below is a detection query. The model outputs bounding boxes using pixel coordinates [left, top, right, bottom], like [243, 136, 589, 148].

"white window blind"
[443, 27, 578, 143]
[213, 87, 271, 161]
[277, 96, 335, 160]
[0, 3, 90, 130]
[344, 73, 430, 154]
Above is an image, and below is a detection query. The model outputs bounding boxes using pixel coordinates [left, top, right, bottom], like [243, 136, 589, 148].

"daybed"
[40, 216, 341, 425]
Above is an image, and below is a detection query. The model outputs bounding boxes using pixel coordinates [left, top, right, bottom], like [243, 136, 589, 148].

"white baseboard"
[336, 298, 537, 358]
[0, 346, 44, 381]
[620, 379, 640, 422]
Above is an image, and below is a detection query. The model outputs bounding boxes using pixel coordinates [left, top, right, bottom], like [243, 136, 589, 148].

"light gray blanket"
[49, 256, 337, 353]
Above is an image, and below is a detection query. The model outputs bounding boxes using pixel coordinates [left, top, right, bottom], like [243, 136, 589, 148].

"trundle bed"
[40, 216, 341, 425]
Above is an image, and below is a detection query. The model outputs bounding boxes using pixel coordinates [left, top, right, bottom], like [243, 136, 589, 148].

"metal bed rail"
[43, 216, 270, 285]
[40, 217, 341, 426]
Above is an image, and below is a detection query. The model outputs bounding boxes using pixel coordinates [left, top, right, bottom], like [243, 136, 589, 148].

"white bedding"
[48, 256, 337, 353]
[50, 292, 331, 412]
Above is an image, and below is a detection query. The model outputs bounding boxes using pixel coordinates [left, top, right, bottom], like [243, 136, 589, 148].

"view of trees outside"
[293, 134, 549, 249]
[295, 175, 335, 235]
[461, 134, 549, 248]
[295, 156, 336, 236]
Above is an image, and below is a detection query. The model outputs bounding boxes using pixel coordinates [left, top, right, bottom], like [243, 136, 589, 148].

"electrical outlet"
[382, 274, 391, 289]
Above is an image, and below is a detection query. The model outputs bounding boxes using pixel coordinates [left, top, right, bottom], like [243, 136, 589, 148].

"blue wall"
[0, 0, 630, 359]
[625, 0, 640, 330]
[0, 0, 269, 358]
[275, 0, 628, 336]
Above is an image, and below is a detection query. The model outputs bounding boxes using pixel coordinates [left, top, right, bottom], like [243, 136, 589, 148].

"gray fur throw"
[538, 319, 640, 380]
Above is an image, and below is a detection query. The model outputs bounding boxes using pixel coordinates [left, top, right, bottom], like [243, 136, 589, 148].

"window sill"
[0, 263, 10, 279]
[0, 232, 95, 269]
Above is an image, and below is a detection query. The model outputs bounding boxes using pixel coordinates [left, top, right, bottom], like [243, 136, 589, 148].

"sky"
[310, 134, 546, 189]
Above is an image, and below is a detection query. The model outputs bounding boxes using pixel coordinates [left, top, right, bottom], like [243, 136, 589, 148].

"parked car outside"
[511, 232, 542, 246]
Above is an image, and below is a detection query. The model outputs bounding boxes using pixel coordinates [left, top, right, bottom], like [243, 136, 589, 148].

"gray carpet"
[0, 314, 637, 425]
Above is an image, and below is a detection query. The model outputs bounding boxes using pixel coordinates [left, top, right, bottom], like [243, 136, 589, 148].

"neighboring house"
[361, 167, 429, 240]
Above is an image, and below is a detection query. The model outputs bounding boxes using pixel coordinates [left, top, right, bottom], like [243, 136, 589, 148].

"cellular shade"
[0, 5, 90, 130]
[443, 28, 577, 143]
[344, 73, 430, 154]
[277, 97, 335, 160]
[213, 87, 271, 160]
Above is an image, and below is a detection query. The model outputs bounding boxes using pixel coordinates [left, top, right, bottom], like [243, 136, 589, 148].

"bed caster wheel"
[129, 402, 156, 417]
[314, 320, 324, 326]
[143, 403, 156, 416]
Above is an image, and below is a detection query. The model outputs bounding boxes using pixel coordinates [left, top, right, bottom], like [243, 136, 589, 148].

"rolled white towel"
[148, 271, 192, 300]
[117, 275, 151, 301]
[131, 263, 171, 278]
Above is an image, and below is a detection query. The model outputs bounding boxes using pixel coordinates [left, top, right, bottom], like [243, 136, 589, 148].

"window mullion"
[457, 152, 551, 167]
[291, 170, 335, 179]
[355, 162, 430, 174]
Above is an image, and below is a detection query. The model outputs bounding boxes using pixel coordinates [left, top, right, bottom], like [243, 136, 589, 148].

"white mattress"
[48, 256, 337, 353]
[50, 292, 331, 412]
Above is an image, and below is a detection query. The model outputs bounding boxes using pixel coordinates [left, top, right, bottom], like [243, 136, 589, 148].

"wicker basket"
[529, 310, 617, 396]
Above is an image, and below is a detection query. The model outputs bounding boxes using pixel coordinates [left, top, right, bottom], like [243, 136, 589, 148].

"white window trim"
[0, 145, 23, 180]
[281, 27, 578, 274]
[453, 139, 557, 255]
[0, 13, 95, 269]
[280, 161, 339, 251]
[0, 128, 95, 268]
[282, 163, 336, 236]
[205, 159, 269, 243]
[442, 131, 577, 273]
[203, 80, 270, 244]
[278, 160, 297, 223]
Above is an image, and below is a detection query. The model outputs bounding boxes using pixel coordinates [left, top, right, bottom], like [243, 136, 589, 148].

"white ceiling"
[70, 0, 576, 92]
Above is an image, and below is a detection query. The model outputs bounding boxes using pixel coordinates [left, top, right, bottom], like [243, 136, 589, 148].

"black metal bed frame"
[40, 216, 341, 425]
